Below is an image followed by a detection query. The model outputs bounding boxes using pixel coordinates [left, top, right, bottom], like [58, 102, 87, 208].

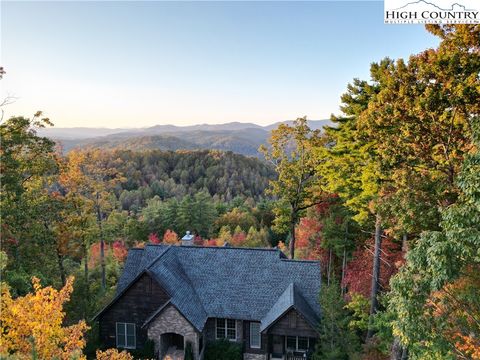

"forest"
[1, 24, 479, 360]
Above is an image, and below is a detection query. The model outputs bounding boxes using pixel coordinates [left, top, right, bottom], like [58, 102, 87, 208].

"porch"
[267, 334, 315, 360]
[161, 333, 184, 360]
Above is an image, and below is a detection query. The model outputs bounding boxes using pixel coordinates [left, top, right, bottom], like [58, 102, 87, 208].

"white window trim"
[116, 322, 136, 349]
[285, 336, 309, 352]
[249, 322, 261, 349]
[215, 318, 237, 341]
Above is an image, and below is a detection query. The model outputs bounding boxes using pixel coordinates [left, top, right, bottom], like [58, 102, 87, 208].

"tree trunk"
[341, 221, 349, 297]
[341, 246, 347, 296]
[327, 248, 332, 286]
[83, 242, 90, 318]
[289, 215, 296, 259]
[56, 249, 66, 287]
[96, 192, 106, 290]
[391, 338, 406, 360]
[402, 233, 408, 253]
[367, 215, 382, 339]
[84, 244, 89, 284]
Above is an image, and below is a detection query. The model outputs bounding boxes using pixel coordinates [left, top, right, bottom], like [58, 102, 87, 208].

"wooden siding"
[98, 273, 170, 349]
[266, 309, 318, 338]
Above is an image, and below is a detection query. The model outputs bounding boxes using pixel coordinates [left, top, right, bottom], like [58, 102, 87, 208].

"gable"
[147, 304, 198, 339]
[97, 272, 169, 322]
[266, 308, 318, 337]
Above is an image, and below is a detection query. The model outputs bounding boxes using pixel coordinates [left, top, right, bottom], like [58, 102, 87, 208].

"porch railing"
[286, 353, 308, 360]
[286, 356, 306, 360]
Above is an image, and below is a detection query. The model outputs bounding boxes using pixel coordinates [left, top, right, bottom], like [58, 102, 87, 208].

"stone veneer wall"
[147, 305, 200, 359]
[244, 353, 267, 360]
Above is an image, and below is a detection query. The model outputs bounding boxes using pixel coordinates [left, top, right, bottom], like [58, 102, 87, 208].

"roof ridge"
[289, 282, 295, 303]
[281, 258, 320, 263]
[171, 251, 207, 313]
[177, 245, 281, 252]
[146, 246, 172, 269]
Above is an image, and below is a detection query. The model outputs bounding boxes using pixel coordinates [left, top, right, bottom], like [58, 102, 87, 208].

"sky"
[1, 1, 440, 128]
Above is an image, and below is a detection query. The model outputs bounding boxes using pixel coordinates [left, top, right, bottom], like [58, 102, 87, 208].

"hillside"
[97, 149, 276, 211]
[40, 120, 331, 156]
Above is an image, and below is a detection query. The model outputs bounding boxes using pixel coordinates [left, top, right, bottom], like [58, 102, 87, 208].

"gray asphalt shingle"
[117, 244, 321, 331]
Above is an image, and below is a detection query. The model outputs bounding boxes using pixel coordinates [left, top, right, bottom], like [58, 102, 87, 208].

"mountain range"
[39, 120, 332, 157]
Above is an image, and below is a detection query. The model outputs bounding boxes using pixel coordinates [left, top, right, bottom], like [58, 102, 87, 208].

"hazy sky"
[1, 1, 440, 128]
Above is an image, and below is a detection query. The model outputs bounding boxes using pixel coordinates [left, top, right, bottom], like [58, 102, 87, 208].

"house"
[94, 243, 321, 360]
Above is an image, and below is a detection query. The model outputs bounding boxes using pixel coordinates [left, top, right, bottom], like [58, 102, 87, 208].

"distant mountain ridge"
[40, 120, 331, 157]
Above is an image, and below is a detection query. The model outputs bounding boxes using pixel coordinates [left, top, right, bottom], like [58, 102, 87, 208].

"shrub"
[96, 348, 134, 360]
[204, 339, 242, 360]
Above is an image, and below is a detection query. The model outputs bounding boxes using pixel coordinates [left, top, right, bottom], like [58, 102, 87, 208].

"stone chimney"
[181, 231, 194, 246]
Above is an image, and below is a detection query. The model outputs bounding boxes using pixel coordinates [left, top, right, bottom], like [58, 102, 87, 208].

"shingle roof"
[260, 283, 296, 331]
[113, 244, 321, 332]
[259, 283, 319, 332]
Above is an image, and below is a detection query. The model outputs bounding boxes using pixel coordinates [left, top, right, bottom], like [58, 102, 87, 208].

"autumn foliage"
[295, 217, 327, 260]
[163, 229, 179, 244]
[429, 268, 480, 359]
[0, 277, 88, 359]
[343, 237, 404, 299]
[89, 241, 128, 268]
[96, 348, 134, 360]
[148, 232, 161, 244]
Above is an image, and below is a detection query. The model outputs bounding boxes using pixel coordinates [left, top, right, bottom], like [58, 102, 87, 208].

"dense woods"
[1, 24, 479, 359]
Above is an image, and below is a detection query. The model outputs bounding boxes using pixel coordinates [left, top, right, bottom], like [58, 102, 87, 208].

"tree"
[389, 116, 480, 359]
[260, 117, 326, 258]
[0, 114, 57, 253]
[318, 77, 385, 336]
[0, 277, 88, 359]
[214, 208, 257, 234]
[244, 226, 269, 248]
[357, 24, 479, 346]
[360, 25, 479, 237]
[60, 149, 124, 290]
[163, 229, 179, 245]
[342, 237, 404, 299]
[0, 114, 72, 294]
[314, 279, 360, 359]
[231, 226, 247, 247]
[216, 225, 232, 246]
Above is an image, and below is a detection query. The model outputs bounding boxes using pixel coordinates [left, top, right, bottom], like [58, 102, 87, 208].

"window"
[226, 319, 236, 340]
[216, 318, 225, 339]
[116, 322, 136, 349]
[297, 337, 309, 351]
[249, 322, 261, 349]
[286, 336, 297, 350]
[215, 318, 236, 341]
[286, 336, 309, 352]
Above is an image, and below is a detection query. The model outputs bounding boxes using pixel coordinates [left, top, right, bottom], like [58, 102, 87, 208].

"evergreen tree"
[314, 280, 360, 359]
